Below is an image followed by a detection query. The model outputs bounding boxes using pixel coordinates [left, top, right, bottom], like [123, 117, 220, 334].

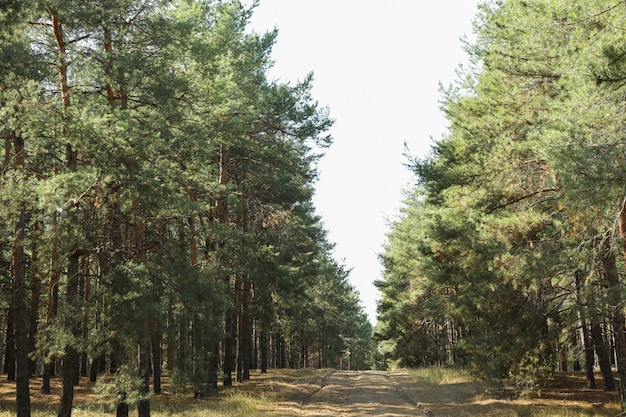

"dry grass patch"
[0, 369, 622, 416]
[398, 368, 621, 417]
[0, 369, 333, 417]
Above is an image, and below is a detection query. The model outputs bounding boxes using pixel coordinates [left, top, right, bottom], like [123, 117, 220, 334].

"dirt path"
[300, 370, 431, 417]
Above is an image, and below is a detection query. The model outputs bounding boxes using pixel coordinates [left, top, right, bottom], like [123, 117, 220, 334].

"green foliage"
[93, 364, 152, 408]
[0, 0, 372, 414]
[377, 0, 626, 386]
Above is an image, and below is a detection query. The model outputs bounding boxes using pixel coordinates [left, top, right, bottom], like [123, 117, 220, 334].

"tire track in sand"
[300, 370, 431, 417]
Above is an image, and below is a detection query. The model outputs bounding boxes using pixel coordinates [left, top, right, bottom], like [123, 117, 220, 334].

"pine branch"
[488, 188, 559, 214]
[562, 1, 622, 26]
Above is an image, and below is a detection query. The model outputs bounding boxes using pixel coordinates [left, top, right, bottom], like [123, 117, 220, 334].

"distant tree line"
[0, 1, 374, 416]
[377, 0, 626, 411]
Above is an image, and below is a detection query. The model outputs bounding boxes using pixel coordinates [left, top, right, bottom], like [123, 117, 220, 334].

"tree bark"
[57, 349, 78, 417]
[591, 321, 615, 391]
[300, 341, 308, 369]
[237, 279, 251, 382]
[612, 201, 626, 410]
[260, 329, 268, 373]
[131, 197, 151, 417]
[4, 293, 15, 381]
[49, 11, 83, 416]
[582, 323, 596, 389]
[279, 334, 287, 368]
[51, 12, 70, 108]
[28, 219, 40, 377]
[137, 324, 151, 417]
[611, 305, 626, 406]
[89, 356, 99, 383]
[115, 395, 129, 417]
[216, 144, 234, 387]
[58, 251, 83, 417]
[166, 297, 174, 378]
[223, 302, 235, 387]
[207, 345, 219, 393]
[14, 207, 31, 417]
[79, 258, 90, 379]
[41, 213, 59, 394]
[574, 271, 596, 389]
[10, 119, 31, 417]
[151, 321, 162, 394]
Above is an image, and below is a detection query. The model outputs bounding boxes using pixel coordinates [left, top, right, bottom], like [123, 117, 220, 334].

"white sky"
[246, 0, 481, 323]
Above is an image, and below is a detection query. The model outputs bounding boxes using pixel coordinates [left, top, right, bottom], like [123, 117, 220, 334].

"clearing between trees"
[0, 368, 621, 416]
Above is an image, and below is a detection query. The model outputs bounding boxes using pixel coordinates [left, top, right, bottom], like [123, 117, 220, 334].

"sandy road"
[300, 371, 432, 417]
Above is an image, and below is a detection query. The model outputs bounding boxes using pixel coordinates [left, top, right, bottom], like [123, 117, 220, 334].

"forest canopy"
[0, 1, 374, 416]
[376, 0, 626, 410]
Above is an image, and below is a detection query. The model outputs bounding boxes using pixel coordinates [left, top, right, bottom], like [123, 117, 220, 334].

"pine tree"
[0, 2, 371, 415]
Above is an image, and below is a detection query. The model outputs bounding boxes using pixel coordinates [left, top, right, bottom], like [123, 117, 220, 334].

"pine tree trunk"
[582, 322, 596, 389]
[116, 395, 129, 417]
[28, 219, 40, 377]
[4, 296, 15, 380]
[151, 321, 162, 394]
[574, 271, 596, 389]
[58, 251, 83, 417]
[280, 334, 286, 368]
[611, 309, 626, 408]
[57, 349, 78, 417]
[8, 124, 31, 416]
[42, 213, 60, 394]
[132, 202, 151, 417]
[300, 340, 307, 368]
[591, 321, 615, 391]
[137, 324, 151, 417]
[271, 333, 278, 369]
[289, 334, 296, 369]
[216, 145, 234, 387]
[50, 12, 82, 416]
[14, 207, 31, 417]
[79, 259, 90, 379]
[252, 320, 258, 370]
[112, 339, 128, 417]
[41, 364, 52, 395]
[612, 203, 626, 410]
[260, 330, 268, 373]
[237, 288, 243, 383]
[176, 318, 187, 382]
[244, 319, 252, 380]
[237, 279, 251, 382]
[166, 297, 175, 375]
[192, 317, 202, 398]
[89, 356, 98, 383]
[207, 345, 219, 393]
[79, 353, 88, 379]
[602, 232, 626, 411]
[223, 304, 234, 386]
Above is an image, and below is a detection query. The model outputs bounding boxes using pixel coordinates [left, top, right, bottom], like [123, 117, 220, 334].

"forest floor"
[0, 368, 622, 416]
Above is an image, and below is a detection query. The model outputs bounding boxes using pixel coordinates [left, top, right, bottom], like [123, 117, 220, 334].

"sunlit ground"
[0, 368, 620, 417]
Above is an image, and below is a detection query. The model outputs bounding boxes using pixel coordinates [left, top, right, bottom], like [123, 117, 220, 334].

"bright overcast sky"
[246, 1, 481, 323]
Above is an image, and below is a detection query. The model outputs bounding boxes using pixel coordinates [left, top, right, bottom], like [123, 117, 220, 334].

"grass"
[150, 391, 275, 417]
[4, 368, 318, 417]
[492, 408, 614, 417]
[400, 368, 619, 417]
[0, 372, 291, 417]
[408, 366, 475, 384]
[0, 368, 622, 416]
[0, 391, 277, 417]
